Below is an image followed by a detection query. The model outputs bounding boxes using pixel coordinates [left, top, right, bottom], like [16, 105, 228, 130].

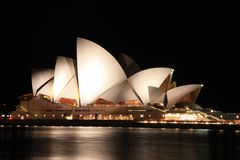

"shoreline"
[1, 120, 240, 130]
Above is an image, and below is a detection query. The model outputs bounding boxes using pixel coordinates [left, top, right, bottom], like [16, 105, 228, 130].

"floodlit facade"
[128, 68, 173, 104]
[77, 38, 127, 105]
[31, 69, 54, 100]
[165, 84, 203, 109]
[13, 37, 231, 122]
[53, 56, 79, 106]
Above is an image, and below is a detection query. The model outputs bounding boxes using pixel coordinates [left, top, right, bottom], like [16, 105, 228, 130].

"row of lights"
[209, 110, 233, 119]
[1, 114, 10, 118]
[17, 114, 63, 118]
[141, 120, 240, 125]
[166, 112, 240, 120]
[16, 114, 135, 119]
[10, 113, 240, 120]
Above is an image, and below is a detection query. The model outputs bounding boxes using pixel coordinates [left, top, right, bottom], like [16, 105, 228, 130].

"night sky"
[1, 1, 239, 112]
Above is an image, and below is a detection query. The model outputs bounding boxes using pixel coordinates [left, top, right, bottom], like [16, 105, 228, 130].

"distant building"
[11, 38, 240, 122]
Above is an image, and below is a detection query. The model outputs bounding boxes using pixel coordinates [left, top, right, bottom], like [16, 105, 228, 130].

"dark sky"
[1, 1, 239, 112]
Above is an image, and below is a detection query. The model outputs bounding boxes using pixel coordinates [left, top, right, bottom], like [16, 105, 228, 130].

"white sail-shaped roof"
[128, 68, 173, 104]
[99, 80, 140, 103]
[53, 56, 79, 104]
[117, 81, 140, 102]
[166, 84, 203, 109]
[77, 38, 127, 105]
[31, 69, 54, 98]
[148, 86, 165, 103]
[99, 81, 126, 103]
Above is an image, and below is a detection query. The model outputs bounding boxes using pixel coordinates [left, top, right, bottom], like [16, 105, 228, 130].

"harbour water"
[0, 126, 240, 160]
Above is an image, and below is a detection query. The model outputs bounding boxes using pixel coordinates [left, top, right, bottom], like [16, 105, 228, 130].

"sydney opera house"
[11, 38, 239, 122]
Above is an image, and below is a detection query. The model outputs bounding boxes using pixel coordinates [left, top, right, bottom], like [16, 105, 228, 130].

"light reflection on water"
[0, 126, 240, 160]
